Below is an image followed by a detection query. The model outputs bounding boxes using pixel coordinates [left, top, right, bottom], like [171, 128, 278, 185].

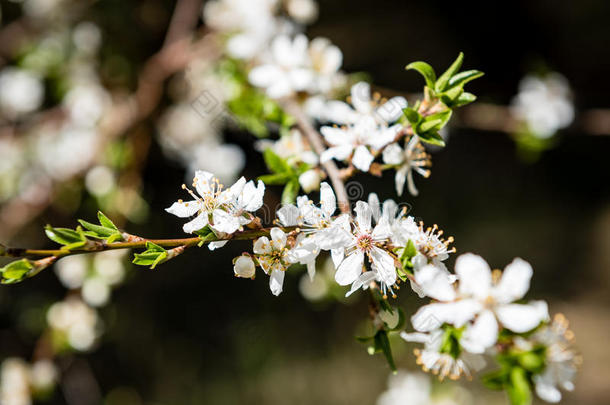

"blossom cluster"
[165, 170, 579, 403]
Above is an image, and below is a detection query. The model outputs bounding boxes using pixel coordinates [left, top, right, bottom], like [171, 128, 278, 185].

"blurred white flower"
[47, 298, 100, 351]
[298, 169, 320, 192]
[93, 250, 126, 286]
[0, 358, 31, 405]
[203, 0, 280, 59]
[82, 276, 111, 307]
[72, 22, 102, 53]
[256, 129, 318, 166]
[377, 372, 432, 405]
[285, 0, 318, 24]
[23, 0, 64, 18]
[532, 314, 580, 403]
[0, 68, 44, 117]
[55, 255, 88, 289]
[249, 34, 314, 99]
[63, 83, 110, 126]
[85, 166, 116, 197]
[35, 124, 98, 180]
[29, 360, 57, 391]
[511, 73, 574, 139]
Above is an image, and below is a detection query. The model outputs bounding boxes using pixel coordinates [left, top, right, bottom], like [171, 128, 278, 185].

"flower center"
[356, 234, 373, 252]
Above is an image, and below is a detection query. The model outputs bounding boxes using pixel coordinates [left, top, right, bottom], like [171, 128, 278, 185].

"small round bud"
[233, 256, 256, 278]
[298, 170, 321, 193]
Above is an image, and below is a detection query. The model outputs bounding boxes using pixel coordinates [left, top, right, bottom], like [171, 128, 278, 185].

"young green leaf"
[45, 226, 87, 248]
[257, 172, 294, 185]
[452, 92, 477, 107]
[1, 259, 33, 282]
[281, 179, 300, 205]
[435, 52, 464, 92]
[416, 130, 446, 147]
[97, 211, 119, 230]
[507, 367, 532, 405]
[405, 61, 437, 88]
[447, 70, 484, 89]
[403, 107, 422, 126]
[373, 330, 397, 372]
[263, 148, 292, 174]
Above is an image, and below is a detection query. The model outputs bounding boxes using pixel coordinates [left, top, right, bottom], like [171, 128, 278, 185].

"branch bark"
[280, 99, 351, 214]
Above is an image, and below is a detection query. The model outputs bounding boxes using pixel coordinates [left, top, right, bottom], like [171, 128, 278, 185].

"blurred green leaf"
[405, 61, 437, 88]
[435, 52, 464, 92]
[281, 179, 300, 205]
[1, 259, 34, 283]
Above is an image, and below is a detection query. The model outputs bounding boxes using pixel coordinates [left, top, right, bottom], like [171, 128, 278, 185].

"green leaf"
[132, 242, 168, 269]
[482, 368, 510, 391]
[373, 330, 397, 372]
[405, 61, 437, 88]
[416, 131, 445, 147]
[1, 259, 33, 281]
[45, 226, 86, 248]
[257, 172, 294, 185]
[452, 92, 477, 107]
[78, 220, 116, 238]
[435, 52, 464, 92]
[507, 367, 532, 405]
[440, 85, 464, 105]
[97, 211, 118, 230]
[421, 110, 452, 132]
[387, 307, 406, 332]
[402, 107, 422, 125]
[263, 148, 292, 174]
[281, 179, 300, 205]
[447, 69, 484, 89]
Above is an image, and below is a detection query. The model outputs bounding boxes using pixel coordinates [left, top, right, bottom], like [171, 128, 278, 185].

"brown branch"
[280, 99, 351, 214]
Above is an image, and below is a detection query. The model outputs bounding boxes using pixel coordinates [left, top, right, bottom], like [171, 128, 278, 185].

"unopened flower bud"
[298, 170, 321, 193]
[233, 255, 255, 278]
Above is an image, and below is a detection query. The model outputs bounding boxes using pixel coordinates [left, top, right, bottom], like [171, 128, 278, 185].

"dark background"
[1, 0, 609, 403]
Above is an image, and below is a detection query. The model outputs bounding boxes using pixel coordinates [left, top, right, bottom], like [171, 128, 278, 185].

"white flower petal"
[269, 269, 285, 296]
[319, 182, 336, 217]
[165, 200, 200, 218]
[253, 236, 271, 255]
[277, 204, 300, 226]
[493, 257, 533, 304]
[461, 310, 499, 354]
[496, 301, 549, 333]
[320, 145, 354, 163]
[211, 209, 241, 234]
[350, 81, 372, 114]
[335, 250, 364, 286]
[414, 264, 456, 301]
[183, 212, 209, 233]
[411, 300, 482, 331]
[534, 372, 563, 403]
[370, 247, 396, 287]
[208, 240, 228, 251]
[249, 65, 282, 88]
[455, 253, 492, 299]
[270, 228, 287, 248]
[193, 170, 215, 196]
[325, 100, 357, 124]
[375, 97, 408, 123]
[354, 201, 372, 233]
[394, 165, 409, 196]
[352, 145, 374, 172]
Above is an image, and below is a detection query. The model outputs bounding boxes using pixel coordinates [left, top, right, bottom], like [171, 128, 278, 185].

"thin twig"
[281, 99, 351, 214]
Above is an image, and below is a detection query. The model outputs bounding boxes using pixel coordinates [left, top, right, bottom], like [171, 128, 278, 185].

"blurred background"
[0, 0, 609, 404]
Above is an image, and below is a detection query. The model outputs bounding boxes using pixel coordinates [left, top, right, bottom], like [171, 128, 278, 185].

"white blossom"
[233, 255, 256, 278]
[531, 314, 580, 403]
[511, 73, 574, 139]
[333, 201, 397, 297]
[248, 34, 343, 99]
[253, 228, 296, 295]
[0, 67, 44, 117]
[320, 116, 401, 172]
[166, 171, 264, 235]
[382, 136, 431, 196]
[256, 129, 318, 166]
[401, 328, 486, 381]
[411, 254, 550, 354]
[324, 81, 407, 125]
